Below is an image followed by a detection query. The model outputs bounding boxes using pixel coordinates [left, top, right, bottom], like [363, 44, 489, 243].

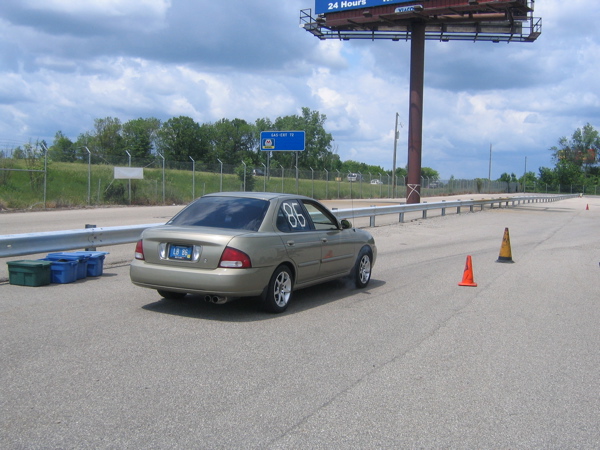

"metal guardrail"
[331, 194, 579, 225]
[0, 224, 163, 258]
[0, 194, 578, 258]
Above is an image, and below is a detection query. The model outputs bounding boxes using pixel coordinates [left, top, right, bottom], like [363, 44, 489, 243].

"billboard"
[315, 0, 414, 15]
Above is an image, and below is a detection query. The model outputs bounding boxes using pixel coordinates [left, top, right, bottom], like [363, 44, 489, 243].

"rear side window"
[168, 197, 269, 231]
[276, 200, 312, 233]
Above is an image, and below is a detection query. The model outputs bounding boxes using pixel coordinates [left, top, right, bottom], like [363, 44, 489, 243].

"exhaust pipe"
[204, 295, 228, 305]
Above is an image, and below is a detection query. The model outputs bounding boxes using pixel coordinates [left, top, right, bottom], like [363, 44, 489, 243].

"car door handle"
[286, 240, 295, 247]
[321, 238, 328, 243]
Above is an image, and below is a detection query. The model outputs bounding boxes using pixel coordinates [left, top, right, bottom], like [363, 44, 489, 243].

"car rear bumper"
[129, 259, 273, 297]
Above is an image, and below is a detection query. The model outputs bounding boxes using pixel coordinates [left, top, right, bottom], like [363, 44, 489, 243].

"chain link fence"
[1, 151, 596, 210]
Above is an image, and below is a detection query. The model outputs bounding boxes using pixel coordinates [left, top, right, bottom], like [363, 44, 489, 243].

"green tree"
[235, 157, 256, 192]
[421, 167, 439, 181]
[19, 142, 45, 189]
[555, 160, 583, 186]
[339, 160, 386, 179]
[519, 171, 538, 190]
[538, 167, 557, 187]
[74, 131, 95, 162]
[122, 118, 161, 160]
[93, 117, 124, 162]
[12, 147, 25, 159]
[395, 167, 408, 179]
[211, 118, 257, 166]
[157, 116, 210, 162]
[268, 107, 336, 170]
[49, 131, 76, 162]
[551, 123, 600, 179]
[498, 172, 517, 192]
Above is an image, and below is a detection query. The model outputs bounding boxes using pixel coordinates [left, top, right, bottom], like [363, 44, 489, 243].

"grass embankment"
[0, 161, 394, 210]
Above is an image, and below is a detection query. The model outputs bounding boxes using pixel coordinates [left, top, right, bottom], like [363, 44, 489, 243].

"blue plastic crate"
[41, 258, 79, 284]
[46, 253, 89, 280]
[72, 251, 108, 277]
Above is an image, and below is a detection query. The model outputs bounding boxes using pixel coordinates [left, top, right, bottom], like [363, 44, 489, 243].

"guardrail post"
[441, 200, 446, 216]
[399, 212, 405, 223]
[422, 202, 427, 219]
[469, 200, 474, 213]
[85, 224, 96, 251]
[370, 206, 376, 227]
[457, 201, 461, 214]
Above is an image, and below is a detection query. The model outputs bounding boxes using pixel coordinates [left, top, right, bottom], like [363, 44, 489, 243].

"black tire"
[354, 247, 372, 289]
[262, 265, 293, 313]
[157, 290, 187, 300]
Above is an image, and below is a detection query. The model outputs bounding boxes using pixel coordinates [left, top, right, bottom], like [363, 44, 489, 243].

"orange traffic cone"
[586, 204, 589, 210]
[458, 255, 477, 287]
[496, 227, 514, 263]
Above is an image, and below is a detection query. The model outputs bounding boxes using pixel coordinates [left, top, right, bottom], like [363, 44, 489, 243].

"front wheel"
[354, 247, 372, 289]
[262, 265, 293, 313]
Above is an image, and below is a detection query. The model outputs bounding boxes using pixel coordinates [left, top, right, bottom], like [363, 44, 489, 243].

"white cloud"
[0, 0, 598, 179]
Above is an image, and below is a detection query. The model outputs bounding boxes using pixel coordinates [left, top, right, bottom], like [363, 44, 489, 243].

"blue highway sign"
[260, 131, 305, 151]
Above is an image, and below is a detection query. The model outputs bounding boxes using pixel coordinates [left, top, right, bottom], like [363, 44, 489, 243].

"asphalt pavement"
[1, 195, 599, 448]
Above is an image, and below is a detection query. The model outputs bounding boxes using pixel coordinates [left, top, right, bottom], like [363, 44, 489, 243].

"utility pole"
[392, 112, 400, 198]
[488, 143, 492, 193]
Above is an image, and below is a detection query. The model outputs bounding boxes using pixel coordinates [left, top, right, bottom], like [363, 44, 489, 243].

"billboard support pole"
[407, 21, 425, 204]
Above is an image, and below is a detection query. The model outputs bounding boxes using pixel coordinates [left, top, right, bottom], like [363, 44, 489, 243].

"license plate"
[169, 245, 193, 260]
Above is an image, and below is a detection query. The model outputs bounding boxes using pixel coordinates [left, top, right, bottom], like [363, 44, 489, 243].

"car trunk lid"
[140, 226, 253, 269]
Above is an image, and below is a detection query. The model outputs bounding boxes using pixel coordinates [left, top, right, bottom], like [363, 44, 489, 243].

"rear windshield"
[167, 196, 270, 231]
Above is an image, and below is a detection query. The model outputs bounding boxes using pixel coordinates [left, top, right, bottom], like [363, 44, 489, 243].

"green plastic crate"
[7, 260, 52, 287]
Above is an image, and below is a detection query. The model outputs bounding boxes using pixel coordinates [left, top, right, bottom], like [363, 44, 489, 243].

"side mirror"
[340, 219, 352, 229]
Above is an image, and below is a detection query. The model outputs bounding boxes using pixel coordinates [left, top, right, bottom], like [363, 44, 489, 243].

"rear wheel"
[157, 290, 186, 300]
[354, 247, 372, 289]
[262, 265, 293, 313]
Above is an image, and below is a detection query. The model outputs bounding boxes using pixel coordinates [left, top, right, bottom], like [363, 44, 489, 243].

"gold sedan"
[130, 192, 376, 313]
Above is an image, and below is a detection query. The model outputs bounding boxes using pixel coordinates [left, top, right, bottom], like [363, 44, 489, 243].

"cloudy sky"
[0, 0, 598, 179]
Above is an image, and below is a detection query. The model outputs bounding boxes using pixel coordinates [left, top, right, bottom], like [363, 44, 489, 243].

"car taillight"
[219, 247, 251, 268]
[135, 240, 145, 260]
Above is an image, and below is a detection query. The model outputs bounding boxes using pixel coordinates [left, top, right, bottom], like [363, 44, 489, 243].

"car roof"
[202, 192, 312, 202]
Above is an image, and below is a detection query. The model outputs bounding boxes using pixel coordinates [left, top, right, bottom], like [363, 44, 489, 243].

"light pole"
[241, 160, 247, 191]
[217, 158, 223, 192]
[84, 146, 91, 205]
[158, 152, 165, 204]
[40, 142, 48, 209]
[189, 156, 195, 199]
[488, 143, 493, 193]
[126, 150, 131, 204]
[392, 112, 401, 198]
[523, 156, 527, 193]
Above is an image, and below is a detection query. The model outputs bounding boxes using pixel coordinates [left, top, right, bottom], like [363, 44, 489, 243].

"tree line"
[44, 107, 392, 177]
[12, 111, 598, 189]
[496, 123, 600, 190]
